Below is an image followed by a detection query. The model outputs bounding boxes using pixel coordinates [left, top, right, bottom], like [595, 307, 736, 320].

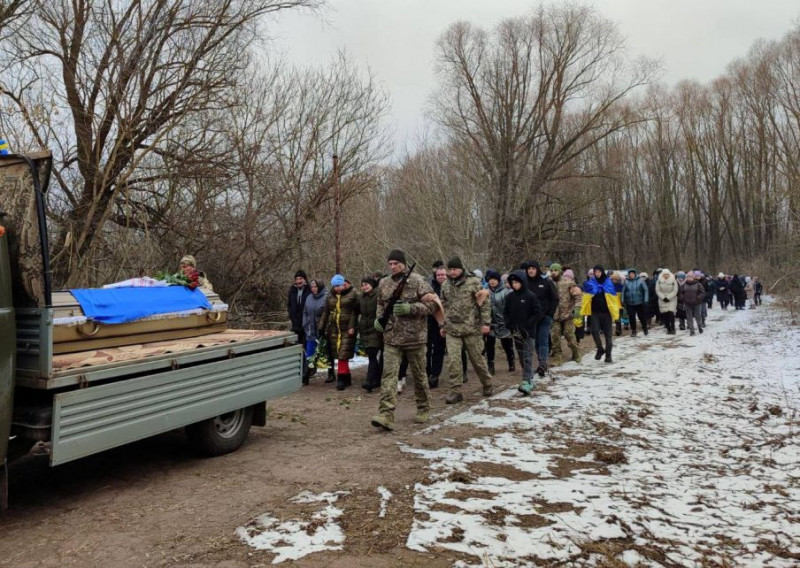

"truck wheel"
[185, 406, 254, 456]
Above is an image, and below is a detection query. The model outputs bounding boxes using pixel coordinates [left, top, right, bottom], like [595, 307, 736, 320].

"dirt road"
[1, 304, 798, 567]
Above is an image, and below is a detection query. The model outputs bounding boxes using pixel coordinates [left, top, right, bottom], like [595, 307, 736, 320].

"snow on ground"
[404, 302, 800, 567]
[377, 486, 393, 518]
[236, 491, 350, 564]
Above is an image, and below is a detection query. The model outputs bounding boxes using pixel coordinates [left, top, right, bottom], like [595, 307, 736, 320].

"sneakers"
[690, 330, 695, 336]
[604, 354, 613, 363]
[594, 348, 605, 360]
[536, 365, 546, 377]
[517, 381, 533, 396]
[413, 411, 430, 424]
[445, 392, 464, 404]
[371, 414, 395, 431]
[698, 327, 703, 334]
[397, 377, 406, 394]
[482, 384, 494, 397]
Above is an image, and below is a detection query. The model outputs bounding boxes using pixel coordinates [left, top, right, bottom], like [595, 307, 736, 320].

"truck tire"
[185, 406, 254, 456]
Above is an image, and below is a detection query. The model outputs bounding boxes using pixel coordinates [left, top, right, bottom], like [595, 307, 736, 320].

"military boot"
[413, 410, 430, 424]
[445, 392, 464, 404]
[482, 384, 494, 397]
[371, 413, 395, 431]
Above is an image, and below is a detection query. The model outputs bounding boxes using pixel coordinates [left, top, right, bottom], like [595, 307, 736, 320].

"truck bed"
[17, 320, 297, 389]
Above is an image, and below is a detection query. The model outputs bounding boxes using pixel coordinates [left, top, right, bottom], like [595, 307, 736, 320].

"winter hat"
[361, 275, 378, 289]
[549, 263, 563, 274]
[473, 269, 484, 279]
[676, 271, 686, 280]
[432, 259, 444, 269]
[718, 272, 725, 278]
[563, 269, 575, 280]
[331, 274, 346, 287]
[485, 269, 502, 282]
[180, 255, 197, 267]
[639, 272, 649, 279]
[745, 276, 751, 283]
[447, 256, 464, 270]
[693, 270, 703, 278]
[294, 269, 308, 280]
[387, 249, 407, 264]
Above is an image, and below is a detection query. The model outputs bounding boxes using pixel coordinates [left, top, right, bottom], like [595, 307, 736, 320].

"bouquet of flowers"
[154, 270, 191, 286]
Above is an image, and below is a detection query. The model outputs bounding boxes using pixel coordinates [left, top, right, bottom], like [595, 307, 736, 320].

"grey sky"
[266, 1, 800, 154]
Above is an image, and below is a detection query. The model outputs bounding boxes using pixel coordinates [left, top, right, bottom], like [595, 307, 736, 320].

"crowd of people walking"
[288, 251, 763, 430]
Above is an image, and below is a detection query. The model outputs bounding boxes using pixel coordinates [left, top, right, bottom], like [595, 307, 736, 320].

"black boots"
[509, 360, 515, 372]
[336, 373, 352, 391]
[428, 375, 439, 389]
[487, 361, 495, 375]
[325, 369, 335, 383]
[595, 347, 605, 360]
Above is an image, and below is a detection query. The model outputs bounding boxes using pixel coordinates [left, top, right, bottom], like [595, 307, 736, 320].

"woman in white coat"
[656, 269, 679, 335]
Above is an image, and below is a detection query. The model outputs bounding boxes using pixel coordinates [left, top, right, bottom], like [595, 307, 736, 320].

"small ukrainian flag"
[0, 139, 9, 155]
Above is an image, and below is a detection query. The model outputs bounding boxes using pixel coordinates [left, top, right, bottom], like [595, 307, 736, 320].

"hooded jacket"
[523, 261, 559, 318]
[503, 270, 543, 338]
[302, 285, 328, 342]
[655, 270, 679, 313]
[488, 283, 512, 338]
[319, 284, 360, 360]
[622, 270, 649, 306]
[680, 279, 706, 306]
[715, 277, 728, 300]
[581, 266, 620, 319]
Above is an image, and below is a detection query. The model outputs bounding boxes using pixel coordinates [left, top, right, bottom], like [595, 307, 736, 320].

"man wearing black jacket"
[523, 260, 559, 377]
[288, 270, 311, 345]
[504, 271, 543, 395]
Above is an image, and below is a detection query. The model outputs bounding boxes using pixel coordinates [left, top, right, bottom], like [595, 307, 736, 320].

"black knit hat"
[294, 270, 308, 280]
[387, 249, 406, 264]
[485, 269, 501, 282]
[447, 256, 464, 270]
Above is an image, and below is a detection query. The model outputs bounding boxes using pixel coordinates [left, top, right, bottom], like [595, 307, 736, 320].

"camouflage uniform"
[441, 273, 493, 394]
[550, 276, 582, 363]
[375, 269, 435, 425]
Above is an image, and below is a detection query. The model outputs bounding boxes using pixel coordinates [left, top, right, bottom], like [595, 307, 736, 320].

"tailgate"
[50, 344, 301, 465]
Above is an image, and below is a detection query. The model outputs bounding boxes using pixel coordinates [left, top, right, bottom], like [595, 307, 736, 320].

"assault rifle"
[377, 262, 416, 330]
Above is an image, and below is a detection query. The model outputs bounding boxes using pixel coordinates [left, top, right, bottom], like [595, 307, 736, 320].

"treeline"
[0, 2, 797, 324]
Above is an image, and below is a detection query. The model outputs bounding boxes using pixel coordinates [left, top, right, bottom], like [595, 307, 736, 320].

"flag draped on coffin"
[70, 287, 212, 325]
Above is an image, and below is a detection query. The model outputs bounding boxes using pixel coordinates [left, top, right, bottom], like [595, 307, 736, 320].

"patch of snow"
[377, 486, 393, 518]
[236, 491, 350, 564]
[404, 303, 800, 567]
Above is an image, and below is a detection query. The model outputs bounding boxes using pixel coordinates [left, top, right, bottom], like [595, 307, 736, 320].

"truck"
[0, 151, 302, 510]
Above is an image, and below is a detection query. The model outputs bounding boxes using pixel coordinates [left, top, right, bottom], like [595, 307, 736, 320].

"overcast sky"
[265, 0, 800, 155]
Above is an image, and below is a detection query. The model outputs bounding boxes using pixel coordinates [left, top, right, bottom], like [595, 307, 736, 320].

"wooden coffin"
[51, 289, 228, 354]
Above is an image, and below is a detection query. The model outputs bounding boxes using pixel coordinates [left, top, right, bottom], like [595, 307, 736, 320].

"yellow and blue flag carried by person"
[0, 139, 9, 155]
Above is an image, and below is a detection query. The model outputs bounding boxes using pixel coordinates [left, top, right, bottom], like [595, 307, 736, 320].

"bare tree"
[0, 0, 319, 286]
[431, 3, 655, 264]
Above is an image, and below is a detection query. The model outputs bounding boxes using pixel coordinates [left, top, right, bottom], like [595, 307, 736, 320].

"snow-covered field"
[405, 302, 800, 566]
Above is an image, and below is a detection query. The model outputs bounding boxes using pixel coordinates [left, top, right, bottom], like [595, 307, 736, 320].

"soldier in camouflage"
[370, 249, 437, 431]
[548, 263, 583, 364]
[440, 257, 494, 404]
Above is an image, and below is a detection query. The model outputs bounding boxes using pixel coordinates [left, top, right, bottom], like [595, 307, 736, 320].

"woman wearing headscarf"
[302, 279, 329, 385]
[319, 274, 360, 390]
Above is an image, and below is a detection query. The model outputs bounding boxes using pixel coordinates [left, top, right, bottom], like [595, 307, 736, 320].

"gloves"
[393, 302, 411, 316]
[374, 319, 384, 332]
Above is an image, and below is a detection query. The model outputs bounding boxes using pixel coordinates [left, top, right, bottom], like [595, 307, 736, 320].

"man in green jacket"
[440, 257, 494, 404]
[371, 250, 437, 431]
